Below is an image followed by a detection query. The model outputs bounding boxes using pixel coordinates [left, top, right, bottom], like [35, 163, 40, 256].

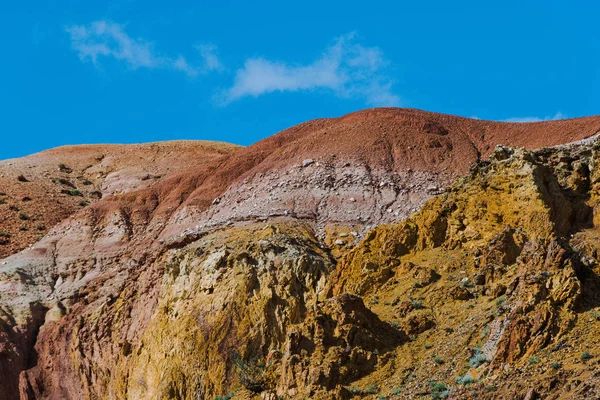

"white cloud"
[65, 21, 222, 77]
[504, 112, 566, 123]
[222, 33, 400, 106]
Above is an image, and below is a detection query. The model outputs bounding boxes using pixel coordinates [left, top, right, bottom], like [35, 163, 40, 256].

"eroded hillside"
[2, 109, 600, 400]
[0, 141, 240, 258]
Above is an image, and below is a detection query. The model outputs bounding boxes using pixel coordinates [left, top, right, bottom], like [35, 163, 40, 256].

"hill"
[2, 109, 600, 399]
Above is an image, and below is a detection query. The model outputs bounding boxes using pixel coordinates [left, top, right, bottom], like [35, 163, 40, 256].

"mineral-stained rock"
[3, 110, 600, 399]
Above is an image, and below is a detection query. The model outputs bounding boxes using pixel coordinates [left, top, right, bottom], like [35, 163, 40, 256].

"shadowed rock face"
[2, 109, 600, 399]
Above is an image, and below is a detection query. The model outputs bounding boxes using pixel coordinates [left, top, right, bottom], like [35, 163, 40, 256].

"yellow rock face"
[12, 141, 600, 400]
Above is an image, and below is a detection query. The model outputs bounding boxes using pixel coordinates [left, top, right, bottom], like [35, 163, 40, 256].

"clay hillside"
[0, 141, 240, 258]
[2, 108, 600, 400]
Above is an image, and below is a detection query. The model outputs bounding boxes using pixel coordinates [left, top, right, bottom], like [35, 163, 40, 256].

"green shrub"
[213, 393, 234, 400]
[529, 355, 539, 365]
[495, 296, 506, 307]
[347, 384, 379, 396]
[581, 351, 592, 361]
[551, 362, 561, 370]
[468, 351, 489, 368]
[433, 356, 444, 365]
[412, 300, 424, 310]
[589, 310, 600, 321]
[0, 231, 10, 238]
[485, 385, 497, 392]
[391, 387, 403, 395]
[455, 374, 476, 386]
[364, 384, 379, 394]
[429, 381, 451, 399]
[232, 352, 269, 393]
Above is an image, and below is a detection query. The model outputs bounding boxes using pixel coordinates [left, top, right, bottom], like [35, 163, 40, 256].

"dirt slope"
[2, 108, 600, 399]
[0, 141, 240, 258]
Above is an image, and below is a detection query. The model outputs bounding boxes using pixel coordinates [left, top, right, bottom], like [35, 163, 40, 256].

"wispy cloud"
[65, 21, 222, 77]
[504, 112, 566, 123]
[221, 33, 400, 106]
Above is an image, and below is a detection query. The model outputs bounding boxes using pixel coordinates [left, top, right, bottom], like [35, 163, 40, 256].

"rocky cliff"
[2, 108, 600, 399]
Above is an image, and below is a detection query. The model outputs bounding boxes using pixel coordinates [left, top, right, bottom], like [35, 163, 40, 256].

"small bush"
[0, 231, 11, 238]
[213, 393, 234, 400]
[364, 384, 379, 394]
[468, 351, 489, 368]
[232, 352, 269, 393]
[495, 296, 506, 307]
[429, 381, 451, 399]
[69, 189, 83, 197]
[485, 385, 498, 392]
[79, 200, 89, 207]
[391, 387, 403, 395]
[424, 343, 432, 349]
[58, 178, 76, 188]
[481, 324, 490, 338]
[455, 374, 476, 386]
[589, 310, 600, 321]
[529, 355, 539, 365]
[581, 351, 592, 361]
[551, 362, 561, 370]
[0, 197, 5, 204]
[58, 163, 72, 172]
[433, 356, 444, 365]
[19, 212, 30, 221]
[412, 300, 424, 310]
[347, 384, 379, 396]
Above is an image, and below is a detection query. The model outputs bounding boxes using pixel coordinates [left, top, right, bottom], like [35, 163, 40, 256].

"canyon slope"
[2, 108, 600, 400]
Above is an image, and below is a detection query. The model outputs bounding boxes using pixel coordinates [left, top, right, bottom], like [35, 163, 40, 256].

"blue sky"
[1, 0, 598, 160]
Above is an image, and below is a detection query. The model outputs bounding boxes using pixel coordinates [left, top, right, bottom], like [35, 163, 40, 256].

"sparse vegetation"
[58, 163, 72, 172]
[468, 348, 489, 368]
[57, 178, 76, 188]
[213, 393, 234, 400]
[529, 355, 540, 365]
[590, 310, 600, 321]
[455, 374, 476, 386]
[232, 352, 269, 393]
[347, 384, 379, 396]
[391, 387, 403, 395]
[412, 300, 424, 310]
[485, 385, 498, 392]
[433, 355, 444, 364]
[481, 324, 490, 338]
[429, 381, 451, 399]
[581, 351, 592, 361]
[495, 296, 506, 307]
